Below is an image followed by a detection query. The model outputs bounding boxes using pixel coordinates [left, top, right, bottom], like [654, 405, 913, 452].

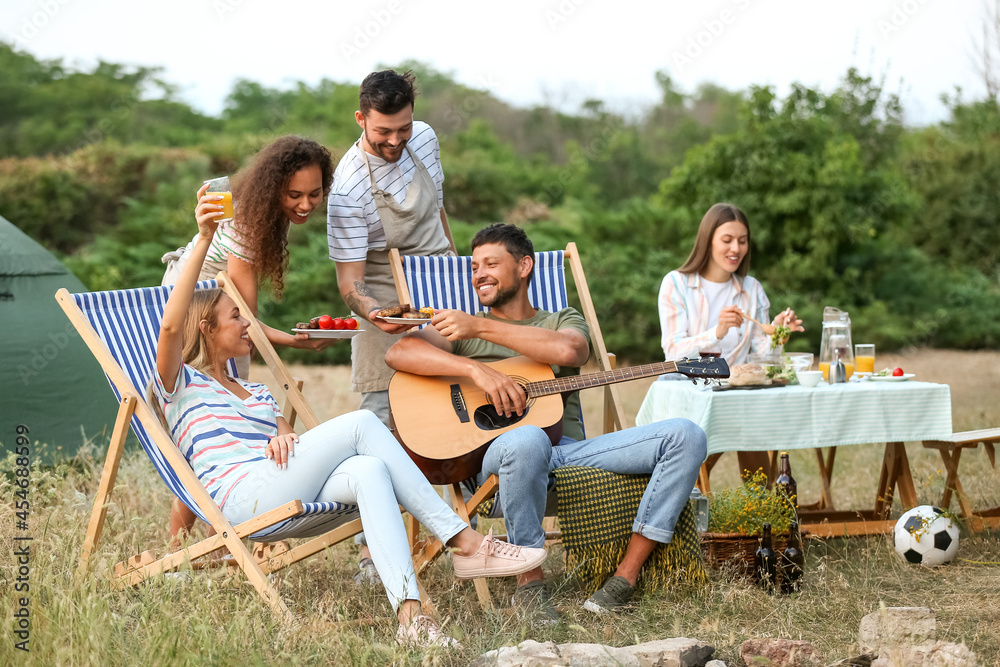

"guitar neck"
[525, 361, 681, 398]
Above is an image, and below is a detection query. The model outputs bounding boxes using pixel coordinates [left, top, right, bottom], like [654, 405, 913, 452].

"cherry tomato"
[892, 367, 904, 376]
[332, 317, 346, 330]
[318, 315, 334, 330]
[344, 317, 358, 330]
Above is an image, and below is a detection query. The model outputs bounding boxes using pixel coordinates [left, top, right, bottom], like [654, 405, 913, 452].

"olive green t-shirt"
[451, 308, 590, 441]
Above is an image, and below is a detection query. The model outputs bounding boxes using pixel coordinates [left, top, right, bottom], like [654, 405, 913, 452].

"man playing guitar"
[385, 223, 707, 621]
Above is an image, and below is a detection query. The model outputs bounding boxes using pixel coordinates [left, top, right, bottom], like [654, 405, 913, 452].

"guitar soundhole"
[473, 404, 529, 431]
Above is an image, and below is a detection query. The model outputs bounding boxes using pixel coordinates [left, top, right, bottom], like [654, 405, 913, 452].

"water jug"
[819, 307, 854, 381]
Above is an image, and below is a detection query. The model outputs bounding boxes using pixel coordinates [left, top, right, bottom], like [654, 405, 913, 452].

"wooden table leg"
[875, 442, 899, 520]
[699, 453, 723, 495]
[895, 443, 918, 508]
[814, 447, 837, 511]
[937, 448, 975, 520]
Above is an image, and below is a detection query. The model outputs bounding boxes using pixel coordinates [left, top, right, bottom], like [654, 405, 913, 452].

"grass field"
[2, 349, 998, 665]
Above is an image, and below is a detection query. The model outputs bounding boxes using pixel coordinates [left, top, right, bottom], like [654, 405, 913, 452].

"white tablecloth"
[635, 380, 952, 453]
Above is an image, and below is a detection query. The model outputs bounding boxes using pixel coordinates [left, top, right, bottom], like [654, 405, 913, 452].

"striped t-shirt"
[326, 121, 445, 263]
[152, 363, 282, 507]
[180, 217, 255, 265]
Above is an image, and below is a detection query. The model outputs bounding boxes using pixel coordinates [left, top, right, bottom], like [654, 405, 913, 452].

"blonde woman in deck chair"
[149, 204, 546, 648]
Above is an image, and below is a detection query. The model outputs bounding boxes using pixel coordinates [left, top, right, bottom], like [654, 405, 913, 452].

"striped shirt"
[326, 121, 445, 263]
[152, 364, 282, 507]
[658, 270, 771, 365]
[180, 217, 255, 264]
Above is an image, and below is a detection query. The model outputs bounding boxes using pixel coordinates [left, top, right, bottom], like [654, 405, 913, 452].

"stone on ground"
[858, 606, 936, 654]
[739, 638, 823, 667]
[470, 637, 715, 667]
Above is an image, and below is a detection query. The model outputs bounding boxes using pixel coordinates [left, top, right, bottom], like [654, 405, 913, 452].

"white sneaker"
[395, 615, 461, 649]
[451, 528, 547, 579]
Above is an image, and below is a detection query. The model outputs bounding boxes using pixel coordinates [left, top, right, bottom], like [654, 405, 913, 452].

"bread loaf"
[728, 363, 768, 386]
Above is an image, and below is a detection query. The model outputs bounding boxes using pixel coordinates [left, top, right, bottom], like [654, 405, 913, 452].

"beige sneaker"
[451, 528, 547, 579]
[395, 615, 461, 649]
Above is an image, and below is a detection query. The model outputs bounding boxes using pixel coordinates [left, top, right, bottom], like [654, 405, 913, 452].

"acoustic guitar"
[388, 356, 729, 484]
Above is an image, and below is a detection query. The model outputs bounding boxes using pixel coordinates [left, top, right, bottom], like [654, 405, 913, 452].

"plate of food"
[291, 328, 363, 339]
[292, 315, 363, 338]
[712, 363, 788, 391]
[376, 305, 434, 325]
[869, 373, 915, 382]
[868, 367, 914, 382]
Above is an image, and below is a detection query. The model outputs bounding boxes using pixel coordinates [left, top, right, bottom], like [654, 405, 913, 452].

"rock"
[627, 637, 716, 666]
[858, 606, 936, 654]
[705, 661, 728, 667]
[826, 656, 874, 667]
[739, 638, 822, 667]
[870, 640, 978, 667]
[470, 637, 716, 667]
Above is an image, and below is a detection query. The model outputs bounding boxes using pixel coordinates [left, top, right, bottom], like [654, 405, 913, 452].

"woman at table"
[657, 202, 804, 478]
[160, 135, 339, 545]
[150, 207, 547, 648]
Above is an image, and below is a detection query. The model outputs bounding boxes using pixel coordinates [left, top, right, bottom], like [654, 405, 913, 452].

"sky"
[1, 0, 992, 125]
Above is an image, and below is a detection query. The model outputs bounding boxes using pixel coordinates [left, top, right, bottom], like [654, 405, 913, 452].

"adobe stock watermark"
[6, 0, 73, 46]
[545, 0, 591, 31]
[17, 322, 81, 386]
[440, 75, 504, 131]
[213, 0, 248, 20]
[340, 1, 407, 63]
[876, 0, 929, 40]
[672, 0, 755, 73]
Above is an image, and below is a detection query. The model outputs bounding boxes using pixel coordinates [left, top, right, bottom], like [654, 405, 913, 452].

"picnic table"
[635, 378, 953, 536]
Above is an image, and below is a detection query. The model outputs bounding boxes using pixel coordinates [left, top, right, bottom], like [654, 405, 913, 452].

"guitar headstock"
[675, 357, 730, 379]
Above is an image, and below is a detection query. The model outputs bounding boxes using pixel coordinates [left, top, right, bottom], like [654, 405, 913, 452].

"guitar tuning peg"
[691, 378, 698, 385]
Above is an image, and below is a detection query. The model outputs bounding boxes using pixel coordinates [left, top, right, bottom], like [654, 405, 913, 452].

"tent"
[1, 215, 117, 462]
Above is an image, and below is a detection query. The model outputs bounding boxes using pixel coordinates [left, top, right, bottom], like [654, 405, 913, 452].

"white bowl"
[798, 370, 823, 387]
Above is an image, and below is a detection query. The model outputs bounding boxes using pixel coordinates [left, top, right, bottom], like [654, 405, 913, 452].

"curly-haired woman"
[161, 135, 337, 544]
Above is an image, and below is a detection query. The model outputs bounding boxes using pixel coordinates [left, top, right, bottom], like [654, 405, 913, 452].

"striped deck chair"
[56, 279, 364, 622]
[388, 243, 630, 607]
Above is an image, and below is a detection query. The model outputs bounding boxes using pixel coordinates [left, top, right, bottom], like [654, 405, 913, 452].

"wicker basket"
[700, 531, 790, 580]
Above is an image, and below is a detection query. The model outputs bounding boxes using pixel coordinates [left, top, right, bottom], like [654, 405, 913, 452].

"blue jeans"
[477, 419, 707, 548]
[224, 410, 468, 611]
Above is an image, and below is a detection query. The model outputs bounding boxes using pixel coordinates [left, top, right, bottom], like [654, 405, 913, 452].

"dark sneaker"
[582, 576, 635, 614]
[512, 579, 560, 625]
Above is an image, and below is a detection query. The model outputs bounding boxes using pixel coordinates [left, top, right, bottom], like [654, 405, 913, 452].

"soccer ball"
[893, 505, 960, 566]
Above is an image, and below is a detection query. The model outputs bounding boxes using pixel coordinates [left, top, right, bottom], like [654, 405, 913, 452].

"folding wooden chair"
[388, 244, 629, 607]
[57, 280, 369, 623]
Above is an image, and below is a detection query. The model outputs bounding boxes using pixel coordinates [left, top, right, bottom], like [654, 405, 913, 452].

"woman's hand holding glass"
[195, 183, 226, 240]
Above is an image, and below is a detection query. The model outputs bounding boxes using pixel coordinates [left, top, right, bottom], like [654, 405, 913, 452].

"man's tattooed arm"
[345, 280, 380, 322]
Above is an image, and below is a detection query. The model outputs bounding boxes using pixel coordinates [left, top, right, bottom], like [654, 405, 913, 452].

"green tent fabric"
[1, 215, 117, 462]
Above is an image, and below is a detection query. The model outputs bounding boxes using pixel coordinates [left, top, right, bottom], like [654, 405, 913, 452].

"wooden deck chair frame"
[57, 277, 421, 623]
[388, 243, 626, 608]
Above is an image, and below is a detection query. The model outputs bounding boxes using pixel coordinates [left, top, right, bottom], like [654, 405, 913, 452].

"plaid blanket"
[554, 466, 707, 593]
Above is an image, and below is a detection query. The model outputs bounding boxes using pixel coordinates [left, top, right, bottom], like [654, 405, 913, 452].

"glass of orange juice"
[204, 176, 235, 223]
[855, 344, 875, 374]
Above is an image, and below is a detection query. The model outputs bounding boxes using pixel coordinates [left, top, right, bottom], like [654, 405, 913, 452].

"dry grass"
[1, 349, 998, 665]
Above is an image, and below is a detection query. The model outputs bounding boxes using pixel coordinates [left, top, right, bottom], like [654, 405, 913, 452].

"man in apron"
[327, 69, 456, 583]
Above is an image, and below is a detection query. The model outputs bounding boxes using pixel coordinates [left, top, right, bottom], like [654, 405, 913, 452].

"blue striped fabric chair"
[56, 280, 364, 622]
[388, 243, 628, 608]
